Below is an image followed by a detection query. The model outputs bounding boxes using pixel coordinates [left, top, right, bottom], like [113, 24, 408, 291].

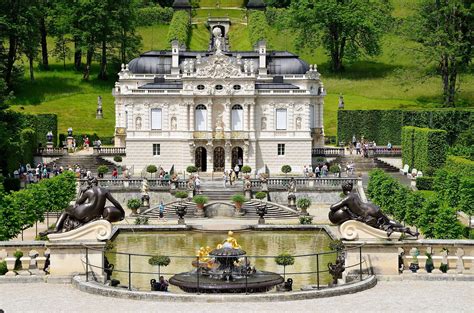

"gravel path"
[0, 280, 472, 313]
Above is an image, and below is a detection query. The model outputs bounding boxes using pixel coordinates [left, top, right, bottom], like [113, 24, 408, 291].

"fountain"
[169, 231, 284, 293]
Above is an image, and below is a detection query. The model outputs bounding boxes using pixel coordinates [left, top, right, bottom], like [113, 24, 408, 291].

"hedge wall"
[248, 11, 268, 45]
[337, 109, 473, 145]
[401, 126, 447, 171]
[22, 114, 58, 146]
[136, 6, 174, 26]
[58, 133, 114, 146]
[444, 156, 474, 177]
[167, 11, 190, 47]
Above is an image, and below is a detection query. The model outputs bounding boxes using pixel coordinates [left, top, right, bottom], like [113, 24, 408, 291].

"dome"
[267, 53, 310, 75]
[128, 55, 172, 74]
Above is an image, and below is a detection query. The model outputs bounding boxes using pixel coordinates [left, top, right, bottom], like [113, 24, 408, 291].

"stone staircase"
[333, 155, 399, 173]
[48, 154, 117, 173]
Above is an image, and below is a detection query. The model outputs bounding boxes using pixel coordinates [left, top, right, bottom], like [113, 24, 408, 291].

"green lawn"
[9, 1, 474, 138]
[199, 0, 244, 8]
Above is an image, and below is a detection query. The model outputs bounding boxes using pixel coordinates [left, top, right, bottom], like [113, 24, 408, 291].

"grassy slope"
[199, 0, 244, 7]
[9, 0, 474, 138]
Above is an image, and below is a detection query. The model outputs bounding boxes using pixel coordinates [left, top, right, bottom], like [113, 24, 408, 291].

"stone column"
[190, 104, 195, 132]
[207, 102, 213, 132]
[224, 101, 231, 132]
[249, 102, 255, 131]
[244, 103, 250, 131]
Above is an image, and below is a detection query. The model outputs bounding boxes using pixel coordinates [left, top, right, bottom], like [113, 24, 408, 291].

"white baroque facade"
[113, 39, 325, 175]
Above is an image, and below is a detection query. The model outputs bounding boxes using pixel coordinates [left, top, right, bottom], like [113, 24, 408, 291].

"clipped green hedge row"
[167, 11, 190, 47]
[444, 156, 474, 177]
[416, 176, 434, 190]
[401, 126, 447, 171]
[337, 109, 473, 145]
[22, 114, 58, 147]
[0, 171, 76, 241]
[137, 6, 174, 26]
[248, 11, 268, 45]
[367, 169, 464, 239]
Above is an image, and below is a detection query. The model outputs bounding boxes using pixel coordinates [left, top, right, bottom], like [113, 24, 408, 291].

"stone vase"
[195, 204, 205, 217]
[5, 257, 16, 276]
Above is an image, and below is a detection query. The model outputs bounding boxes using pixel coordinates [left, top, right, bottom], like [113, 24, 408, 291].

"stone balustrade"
[35, 147, 68, 156]
[312, 147, 345, 157]
[78, 178, 187, 190]
[368, 147, 402, 157]
[93, 147, 126, 156]
[0, 241, 49, 276]
[251, 177, 360, 191]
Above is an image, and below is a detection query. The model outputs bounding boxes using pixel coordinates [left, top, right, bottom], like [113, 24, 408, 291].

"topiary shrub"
[127, 198, 141, 210]
[167, 11, 190, 47]
[255, 191, 267, 200]
[329, 165, 340, 174]
[248, 11, 268, 45]
[0, 261, 7, 275]
[146, 165, 158, 176]
[186, 165, 198, 174]
[458, 176, 474, 215]
[113, 156, 123, 162]
[192, 195, 209, 205]
[148, 255, 171, 278]
[296, 198, 312, 210]
[241, 165, 252, 174]
[416, 176, 434, 190]
[281, 165, 292, 175]
[175, 191, 188, 200]
[299, 215, 313, 225]
[97, 165, 109, 175]
[275, 252, 295, 280]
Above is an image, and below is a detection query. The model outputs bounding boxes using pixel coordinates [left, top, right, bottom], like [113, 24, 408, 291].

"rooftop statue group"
[42, 176, 125, 235]
[329, 182, 418, 238]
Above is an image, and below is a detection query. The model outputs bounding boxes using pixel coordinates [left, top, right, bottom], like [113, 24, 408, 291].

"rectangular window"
[153, 144, 160, 156]
[276, 109, 287, 130]
[277, 144, 285, 156]
[151, 108, 162, 130]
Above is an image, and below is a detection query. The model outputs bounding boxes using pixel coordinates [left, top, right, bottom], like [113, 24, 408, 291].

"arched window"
[232, 104, 243, 131]
[195, 105, 207, 131]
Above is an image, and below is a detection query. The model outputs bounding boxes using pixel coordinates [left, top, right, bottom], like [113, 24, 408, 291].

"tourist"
[349, 142, 354, 155]
[223, 170, 228, 188]
[228, 170, 233, 186]
[195, 176, 201, 194]
[303, 165, 309, 177]
[96, 138, 102, 152]
[314, 165, 320, 177]
[158, 276, 169, 292]
[159, 201, 166, 222]
[237, 157, 243, 171]
[387, 141, 392, 151]
[84, 136, 90, 151]
[322, 164, 328, 177]
[234, 164, 240, 179]
[112, 168, 118, 179]
[352, 134, 357, 147]
[356, 141, 361, 155]
[230, 170, 236, 185]
[72, 138, 76, 152]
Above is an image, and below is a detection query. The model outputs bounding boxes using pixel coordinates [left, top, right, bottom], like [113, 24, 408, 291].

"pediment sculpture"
[195, 54, 243, 79]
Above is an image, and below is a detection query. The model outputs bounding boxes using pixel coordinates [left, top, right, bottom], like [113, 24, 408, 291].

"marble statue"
[171, 116, 177, 130]
[329, 182, 418, 237]
[42, 177, 125, 234]
[287, 177, 296, 197]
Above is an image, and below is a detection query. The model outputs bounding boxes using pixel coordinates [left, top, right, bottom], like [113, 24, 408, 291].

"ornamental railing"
[78, 178, 188, 190]
[35, 147, 68, 156]
[368, 147, 402, 157]
[312, 147, 345, 157]
[250, 177, 360, 190]
[93, 147, 126, 156]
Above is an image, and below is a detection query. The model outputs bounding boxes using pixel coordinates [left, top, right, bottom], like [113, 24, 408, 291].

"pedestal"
[288, 196, 296, 210]
[96, 109, 103, 119]
[67, 136, 74, 148]
[258, 217, 265, 225]
[178, 217, 186, 225]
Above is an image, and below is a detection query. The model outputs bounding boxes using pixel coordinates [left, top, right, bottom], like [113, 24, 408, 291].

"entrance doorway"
[231, 147, 243, 170]
[213, 147, 225, 172]
[195, 147, 207, 172]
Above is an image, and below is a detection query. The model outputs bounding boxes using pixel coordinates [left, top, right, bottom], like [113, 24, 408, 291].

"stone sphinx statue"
[43, 177, 125, 234]
[329, 182, 418, 237]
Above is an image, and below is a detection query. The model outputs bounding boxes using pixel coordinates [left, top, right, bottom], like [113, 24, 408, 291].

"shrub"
[458, 176, 474, 215]
[113, 156, 123, 162]
[146, 165, 158, 174]
[329, 165, 340, 174]
[192, 195, 209, 205]
[14, 250, 23, 270]
[275, 253, 295, 266]
[167, 11, 190, 47]
[175, 191, 188, 199]
[97, 165, 109, 175]
[255, 191, 267, 200]
[148, 255, 171, 267]
[0, 261, 7, 275]
[299, 215, 313, 225]
[134, 216, 149, 225]
[137, 6, 174, 26]
[296, 197, 312, 210]
[281, 165, 292, 174]
[433, 206, 464, 239]
[127, 198, 141, 210]
[401, 126, 415, 168]
[231, 194, 246, 204]
[186, 165, 198, 174]
[444, 156, 474, 177]
[248, 11, 268, 45]
[416, 176, 434, 190]
[402, 126, 447, 171]
[241, 165, 252, 173]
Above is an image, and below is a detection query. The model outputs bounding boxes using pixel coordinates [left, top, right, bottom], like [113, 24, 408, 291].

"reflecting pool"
[108, 230, 335, 292]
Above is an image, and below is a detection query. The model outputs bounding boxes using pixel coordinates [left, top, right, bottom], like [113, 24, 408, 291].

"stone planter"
[409, 263, 419, 273]
[35, 256, 47, 274]
[4, 257, 16, 276]
[299, 207, 309, 216]
[195, 204, 205, 217]
[234, 203, 245, 216]
[130, 207, 138, 216]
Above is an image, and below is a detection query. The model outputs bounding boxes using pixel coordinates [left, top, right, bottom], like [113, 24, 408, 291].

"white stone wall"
[256, 139, 312, 174]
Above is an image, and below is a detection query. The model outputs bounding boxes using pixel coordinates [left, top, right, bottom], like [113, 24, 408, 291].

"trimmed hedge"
[337, 109, 473, 145]
[167, 11, 190, 47]
[401, 126, 447, 171]
[248, 11, 268, 45]
[458, 176, 474, 215]
[23, 114, 58, 147]
[444, 156, 474, 177]
[58, 133, 114, 146]
[416, 176, 434, 190]
[136, 6, 174, 26]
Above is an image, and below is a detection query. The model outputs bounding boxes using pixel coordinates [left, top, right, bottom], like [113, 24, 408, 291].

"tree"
[406, 0, 473, 107]
[18, 2, 41, 81]
[289, 0, 393, 72]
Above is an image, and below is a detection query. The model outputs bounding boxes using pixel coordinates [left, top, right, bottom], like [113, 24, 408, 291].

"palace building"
[113, 25, 326, 175]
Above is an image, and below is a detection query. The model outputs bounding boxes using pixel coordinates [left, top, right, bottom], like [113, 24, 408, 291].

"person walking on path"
[159, 201, 166, 222]
[234, 164, 240, 179]
[195, 176, 201, 194]
[223, 170, 228, 188]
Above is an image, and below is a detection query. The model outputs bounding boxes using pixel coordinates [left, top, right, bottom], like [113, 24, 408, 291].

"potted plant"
[148, 255, 171, 278]
[113, 155, 122, 163]
[97, 165, 108, 178]
[296, 197, 311, 216]
[275, 252, 295, 281]
[241, 165, 252, 174]
[192, 195, 208, 216]
[425, 252, 434, 273]
[186, 165, 197, 175]
[255, 191, 267, 201]
[299, 216, 313, 225]
[329, 165, 340, 177]
[127, 198, 141, 216]
[281, 165, 292, 176]
[175, 190, 189, 202]
[231, 193, 246, 213]
[409, 248, 420, 273]
[146, 165, 158, 178]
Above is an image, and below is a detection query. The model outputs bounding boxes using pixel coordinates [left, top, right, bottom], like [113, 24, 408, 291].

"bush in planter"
[231, 194, 246, 208]
[329, 165, 340, 176]
[192, 195, 209, 208]
[186, 165, 198, 174]
[175, 191, 188, 200]
[241, 165, 252, 174]
[146, 165, 158, 178]
[113, 155, 122, 163]
[255, 191, 267, 200]
[299, 216, 313, 225]
[296, 198, 312, 212]
[0, 260, 7, 275]
[127, 198, 141, 213]
[134, 216, 149, 225]
[281, 165, 292, 175]
[97, 165, 109, 177]
[275, 252, 295, 281]
[148, 255, 171, 278]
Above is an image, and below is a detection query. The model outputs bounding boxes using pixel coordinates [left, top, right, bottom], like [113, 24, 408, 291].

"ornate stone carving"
[135, 116, 142, 130]
[196, 54, 243, 79]
[171, 116, 177, 130]
[295, 117, 302, 130]
[48, 220, 113, 242]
